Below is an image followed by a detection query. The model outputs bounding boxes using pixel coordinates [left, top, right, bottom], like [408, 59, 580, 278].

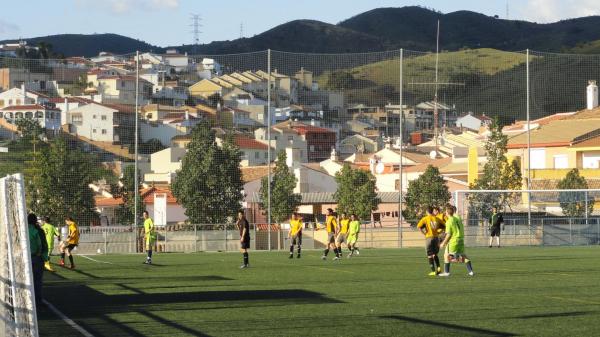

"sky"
[1, 0, 600, 47]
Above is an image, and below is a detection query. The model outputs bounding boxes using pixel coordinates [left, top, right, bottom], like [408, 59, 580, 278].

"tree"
[402, 165, 451, 225]
[326, 71, 355, 90]
[28, 136, 99, 225]
[15, 118, 45, 146]
[557, 169, 593, 217]
[114, 165, 145, 225]
[139, 138, 166, 154]
[259, 151, 301, 223]
[172, 121, 244, 224]
[334, 163, 380, 220]
[469, 118, 522, 218]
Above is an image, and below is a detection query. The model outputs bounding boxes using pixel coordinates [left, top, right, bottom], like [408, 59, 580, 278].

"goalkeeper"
[143, 211, 157, 264]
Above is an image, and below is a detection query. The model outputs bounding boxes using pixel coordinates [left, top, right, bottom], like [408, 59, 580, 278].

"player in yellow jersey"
[321, 208, 340, 260]
[335, 212, 350, 257]
[41, 217, 59, 272]
[288, 212, 303, 259]
[347, 214, 361, 257]
[433, 205, 448, 241]
[416, 206, 444, 276]
[59, 217, 80, 269]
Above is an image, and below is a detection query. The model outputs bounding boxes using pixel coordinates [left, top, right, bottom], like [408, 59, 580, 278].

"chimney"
[330, 147, 338, 162]
[285, 147, 302, 167]
[587, 80, 598, 110]
[62, 97, 69, 125]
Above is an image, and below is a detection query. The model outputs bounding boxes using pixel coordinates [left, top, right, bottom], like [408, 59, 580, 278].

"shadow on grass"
[40, 271, 341, 337]
[379, 315, 517, 337]
[516, 311, 591, 319]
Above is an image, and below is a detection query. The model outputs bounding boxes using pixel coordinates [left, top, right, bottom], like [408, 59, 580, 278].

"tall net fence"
[0, 48, 599, 252]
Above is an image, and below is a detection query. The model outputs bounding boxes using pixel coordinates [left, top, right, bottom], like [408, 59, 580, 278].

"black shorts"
[65, 244, 78, 251]
[490, 226, 501, 237]
[241, 238, 250, 249]
[425, 237, 440, 256]
[327, 232, 336, 244]
[291, 232, 302, 246]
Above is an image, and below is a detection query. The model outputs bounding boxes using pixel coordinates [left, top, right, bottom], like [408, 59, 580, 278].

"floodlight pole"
[526, 49, 532, 243]
[134, 51, 140, 253]
[398, 49, 404, 249]
[267, 49, 272, 251]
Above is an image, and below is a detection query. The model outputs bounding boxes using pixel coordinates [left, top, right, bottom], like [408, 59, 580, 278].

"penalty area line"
[80, 255, 113, 264]
[43, 300, 95, 337]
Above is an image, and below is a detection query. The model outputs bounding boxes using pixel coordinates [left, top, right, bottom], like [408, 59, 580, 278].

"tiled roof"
[249, 192, 402, 204]
[47, 97, 95, 104]
[141, 186, 178, 204]
[235, 135, 268, 150]
[508, 119, 600, 148]
[0, 104, 58, 111]
[241, 165, 273, 183]
[95, 196, 124, 207]
[272, 121, 334, 135]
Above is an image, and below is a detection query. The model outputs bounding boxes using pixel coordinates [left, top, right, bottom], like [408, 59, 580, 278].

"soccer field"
[38, 246, 600, 337]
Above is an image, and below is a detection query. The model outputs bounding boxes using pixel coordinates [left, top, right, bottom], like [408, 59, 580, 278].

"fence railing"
[61, 218, 600, 255]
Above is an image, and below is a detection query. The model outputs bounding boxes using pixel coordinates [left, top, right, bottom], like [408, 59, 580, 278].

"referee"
[237, 210, 250, 268]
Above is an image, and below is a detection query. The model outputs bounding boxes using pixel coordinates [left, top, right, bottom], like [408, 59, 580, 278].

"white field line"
[80, 255, 113, 264]
[43, 300, 95, 337]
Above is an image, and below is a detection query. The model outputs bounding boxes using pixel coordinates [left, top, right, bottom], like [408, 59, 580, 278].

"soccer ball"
[97, 248, 102, 254]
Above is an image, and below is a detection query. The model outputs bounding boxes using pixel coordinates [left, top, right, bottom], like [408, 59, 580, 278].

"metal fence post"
[194, 224, 198, 253]
[224, 223, 228, 252]
[104, 231, 108, 254]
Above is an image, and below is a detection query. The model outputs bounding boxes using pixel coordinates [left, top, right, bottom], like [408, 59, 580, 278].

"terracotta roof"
[272, 121, 334, 135]
[235, 136, 268, 150]
[95, 196, 124, 207]
[141, 186, 178, 204]
[402, 157, 453, 173]
[142, 104, 187, 113]
[567, 106, 600, 120]
[47, 96, 94, 104]
[0, 104, 59, 111]
[241, 165, 273, 183]
[503, 112, 577, 132]
[101, 103, 136, 113]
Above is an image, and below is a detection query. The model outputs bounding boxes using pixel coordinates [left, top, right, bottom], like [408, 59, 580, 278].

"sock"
[243, 252, 249, 266]
[335, 247, 340, 257]
[465, 259, 473, 273]
[289, 245, 294, 254]
[147, 250, 152, 259]
[60, 252, 65, 260]
[297, 246, 301, 255]
[428, 257, 435, 271]
[68, 255, 74, 266]
[433, 256, 440, 270]
[444, 263, 450, 274]
[323, 248, 329, 256]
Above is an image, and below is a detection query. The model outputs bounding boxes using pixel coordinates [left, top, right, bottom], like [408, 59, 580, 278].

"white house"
[0, 104, 61, 131]
[455, 112, 492, 131]
[67, 102, 135, 143]
[0, 86, 50, 108]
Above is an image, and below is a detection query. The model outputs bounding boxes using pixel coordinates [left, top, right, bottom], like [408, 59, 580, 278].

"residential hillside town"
[2, 49, 600, 226]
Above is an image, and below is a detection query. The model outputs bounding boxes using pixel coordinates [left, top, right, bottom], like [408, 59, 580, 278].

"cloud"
[0, 19, 20, 35]
[74, 0, 179, 15]
[516, 0, 600, 23]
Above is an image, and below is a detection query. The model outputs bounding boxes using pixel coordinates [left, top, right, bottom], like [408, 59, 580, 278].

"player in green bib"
[347, 214, 361, 257]
[41, 217, 60, 272]
[143, 211, 157, 265]
[439, 205, 474, 276]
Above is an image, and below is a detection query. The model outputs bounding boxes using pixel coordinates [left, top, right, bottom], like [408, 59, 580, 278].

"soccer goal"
[0, 173, 39, 337]
[454, 189, 600, 246]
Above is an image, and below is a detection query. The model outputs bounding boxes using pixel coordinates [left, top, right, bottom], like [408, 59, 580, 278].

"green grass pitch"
[38, 246, 600, 337]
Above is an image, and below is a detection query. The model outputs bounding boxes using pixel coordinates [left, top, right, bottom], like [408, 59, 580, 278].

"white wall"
[140, 122, 188, 147]
[145, 204, 187, 224]
[69, 104, 115, 142]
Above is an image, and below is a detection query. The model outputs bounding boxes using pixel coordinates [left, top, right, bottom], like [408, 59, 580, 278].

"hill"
[339, 7, 600, 52]
[5, 7, 600, 56]
[0, 34, 159, 57]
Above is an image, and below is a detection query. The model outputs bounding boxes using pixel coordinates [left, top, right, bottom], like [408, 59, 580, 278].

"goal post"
[0, 173, 39, 337]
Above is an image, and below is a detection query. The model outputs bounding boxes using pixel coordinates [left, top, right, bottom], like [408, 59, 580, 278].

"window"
[101, 115, 107, 121]
[101, 129, 107, 134]
[530, 149, 546, 169]
[255, 152, 259, 159]
[121, 81, 126, 88]
[288, 136, 293, 141]
[72, 115, 83, 125]
[92, 129, 97, 133]
[553, 155, 568, 169]
[264, 152, 268, 159]
[93, 115, 97, 119]
[35, 111, 43, 118]
[16, 99, 21, 105]
[583, 153, 600, 169]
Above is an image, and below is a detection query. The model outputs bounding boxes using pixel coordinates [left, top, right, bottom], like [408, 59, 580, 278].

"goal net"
[454, 189, 600, 246]
[0, 173, 39, 337]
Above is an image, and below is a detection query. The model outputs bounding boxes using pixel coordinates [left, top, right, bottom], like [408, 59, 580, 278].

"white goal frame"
[0, 173, 39, 337]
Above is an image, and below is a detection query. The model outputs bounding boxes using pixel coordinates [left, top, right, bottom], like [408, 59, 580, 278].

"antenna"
[190, 14, 202, 52]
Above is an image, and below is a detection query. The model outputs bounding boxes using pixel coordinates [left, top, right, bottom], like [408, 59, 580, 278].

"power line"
[190, 14, 202, 52]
